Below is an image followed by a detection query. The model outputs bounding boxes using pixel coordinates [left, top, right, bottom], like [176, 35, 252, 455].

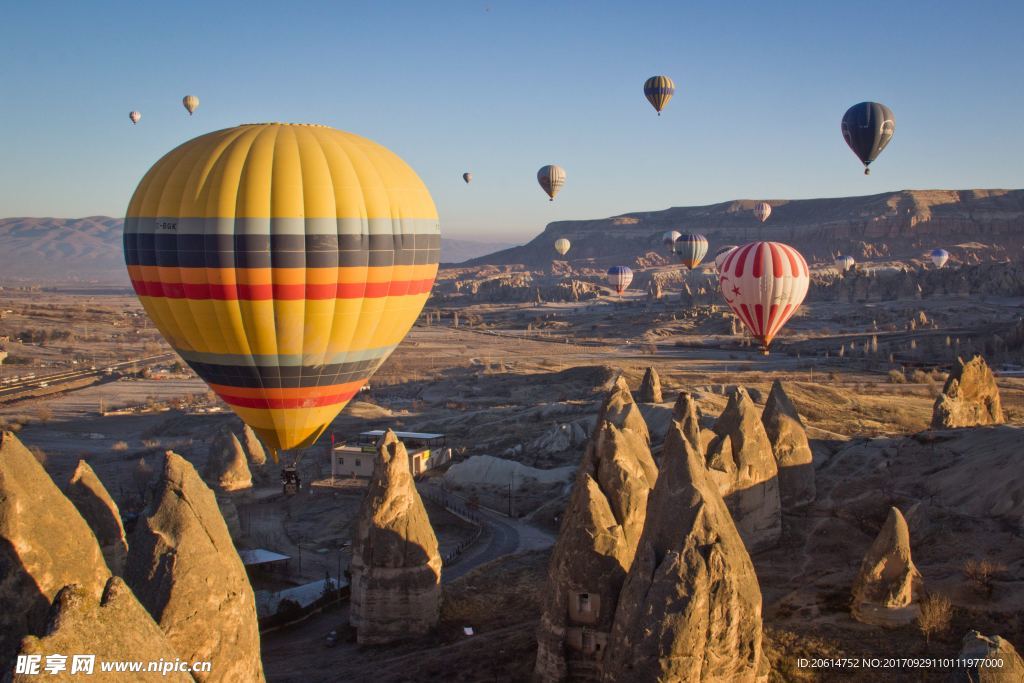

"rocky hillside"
[465, 189, 1024, 269]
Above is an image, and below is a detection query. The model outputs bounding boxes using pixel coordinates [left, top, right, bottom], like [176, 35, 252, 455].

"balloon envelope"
[930, 248, 950, 268]
[182, 95, 199, 115]
[714, 245, 738, 271]
[841, 101, 895, 174]
[673, 233, 708, 269]
[463, 172, 472, 184]
[662, 230, 681, 248]
[835, 255, 855, 272]
[537, 165, 565, 200]
[753, 202, 771, 223]
[129, 111, 141, 124]
[643, 75, 675, 115]
[607, 266, 633, 294]
[123, 123, 439, 452]
[718, 242, 809, 351]
[554, 238, 571, 256]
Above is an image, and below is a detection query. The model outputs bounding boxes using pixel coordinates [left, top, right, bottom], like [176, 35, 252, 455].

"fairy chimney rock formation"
[241, 424, 267, 468]
[597, 375, 651, 444]
[706, 387, 782, 552]
[66, 460, 129, 575]
[349, 431, 442, 645]
[638, 367, 663, 403]
[0, 431, 111, 661]
[955, 631, 1024, 682]
[761, 380, 815, 509]
[204, 427, 253, 492]
[672, 391, 703, 454]
[932, 355, 1004, 429]
[535, 383, 657, 682]
[603, 420, 766, 683]
[125, 451, 264, 683]
[851, 507, 924, 627]
[13, 578, 192, 683]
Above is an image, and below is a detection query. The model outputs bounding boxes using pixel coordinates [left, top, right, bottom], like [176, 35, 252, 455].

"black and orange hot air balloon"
[123, 123, 440, 456]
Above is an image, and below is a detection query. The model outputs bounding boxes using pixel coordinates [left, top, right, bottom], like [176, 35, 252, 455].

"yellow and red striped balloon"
[124, 123, 440, 453]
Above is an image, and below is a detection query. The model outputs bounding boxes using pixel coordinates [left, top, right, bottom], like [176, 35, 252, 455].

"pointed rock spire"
[0, 431, 111, 660]
[204, 427, 253, 492]
[851, 507, 924, 627]
[956, 631, 1024, 682]
[349, 430, 441, 645]
[125, 452, 264, 682]
[672, 391, 702, 454]
[932, 355, 1004, 428]
[761, 380, 815, 509]
[638, 367, 663, 403]
[66, 460, 129, 575]
[603, 420, 766, 682]
[596, 375, 650, 444]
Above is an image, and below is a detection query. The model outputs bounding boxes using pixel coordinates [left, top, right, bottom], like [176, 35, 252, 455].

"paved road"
[442, 507, 522, 582]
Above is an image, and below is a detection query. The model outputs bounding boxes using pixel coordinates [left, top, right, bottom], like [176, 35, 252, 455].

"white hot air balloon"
[835, 255, 855, 272]
[537, 164, 566, 201]
[930, 248, 950, 268]
[662, 230, 681, 250]
[182, 95, 199, 115]
[554, 238, 571, 256]
[753, 202, 772, 223]
[129, 111, 141, 125]
[718, 241, 809, 354]
[714, 245, 738, 271]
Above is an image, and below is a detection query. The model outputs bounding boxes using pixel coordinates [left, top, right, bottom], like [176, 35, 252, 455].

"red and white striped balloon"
[718, 241, 809, 352]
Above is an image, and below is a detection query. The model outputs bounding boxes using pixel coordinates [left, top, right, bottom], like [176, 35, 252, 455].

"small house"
[330, 430, 450, 479]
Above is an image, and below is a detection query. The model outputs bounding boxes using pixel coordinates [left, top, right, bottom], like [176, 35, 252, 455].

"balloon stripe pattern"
[607, 266, 633, 294]
[643, 75, 675, 115]
[124, 123, 440, 452]
[537, 165, 566, 200]
[674, 233, 708, 269]
[719, 242, 809, 350]
[754, 202, 771, 223]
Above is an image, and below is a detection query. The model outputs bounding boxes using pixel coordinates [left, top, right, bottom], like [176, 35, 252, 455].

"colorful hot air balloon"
[537, 165, 565, 201]
[930, 248, 950, 268]
[673, 233, 708, 269]
[182, 95, 199, 115]
[607, 266, 633, 294]
[463, 172, 472, 184]
[718, 241, 809, 354]
[129, 111, 141, 125]
[123, 123, 439, 454]
[714, 245, 738, 271]
[554, 238, 571, 256]
[841, 101, 895, 175]
[753, 202, 772, 223]
[643, 75, 675, 116]
[662, 230, 681, 250]
[835, 255, 855, 272]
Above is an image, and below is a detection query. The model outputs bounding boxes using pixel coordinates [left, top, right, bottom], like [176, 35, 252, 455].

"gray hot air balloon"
[537, 164, 566, 201]
[463, 172, 472, 184]
[129, 111, 141, 125]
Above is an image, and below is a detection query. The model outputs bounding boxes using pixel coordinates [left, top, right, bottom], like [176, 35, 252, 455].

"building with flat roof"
[329, 430, 450, 480]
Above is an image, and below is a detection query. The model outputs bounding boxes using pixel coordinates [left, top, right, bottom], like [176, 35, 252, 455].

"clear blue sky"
[2, 1, 1022, 241]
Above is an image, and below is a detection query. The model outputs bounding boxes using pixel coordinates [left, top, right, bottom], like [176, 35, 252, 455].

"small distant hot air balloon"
[835, 255, 855, 272]
[537, 165, 566, 201]
[643, 75, 675, 116]
[754, 202, 772, 223]
[607, 266, 633, 294]
[930, 248, 950, 268]
[662, 230, 681, 250]
[554, 238, 571, 257]
[182, 95, 199, 115]
[714, 245, 738, 271]
[463, 172, 472, 184]
[129, 111, 141, 125]
[841, 101, 895, 175]
[673, 233, 708, 270]
[718, 242, 809, 354]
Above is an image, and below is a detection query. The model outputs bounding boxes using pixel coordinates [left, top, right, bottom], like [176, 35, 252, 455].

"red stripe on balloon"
[130, 277, 436, 300]
[218, 388, 360, 409]
[752, 242, 765, 278]
[769, 243, 784, 277]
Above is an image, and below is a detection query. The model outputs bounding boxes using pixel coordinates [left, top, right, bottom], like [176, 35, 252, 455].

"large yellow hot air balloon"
[124, 123, 440, 454]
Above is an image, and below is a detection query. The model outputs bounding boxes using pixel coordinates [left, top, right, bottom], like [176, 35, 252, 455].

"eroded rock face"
[851, 507, 924, 627]
[535, 383, 657, 682]
[0, 431, 111, 661]
[954, 630, 1024, 682]
[66, 460, 129, 575]
[706, 387, 781, 552]
[204, 427, 253, 492]
[603, 421, 766, 683]
[241, 425, 267, 468]
[761, 381, 815, 509]
[13, 578, 191, 683]
[596, 376, 650, 445]
[672, 391, 703, 454]
[349, 431, 441, 645]
[638, 367, 663, 404]
[125, 451, 263, 682]
[932, 355, 1004, 429]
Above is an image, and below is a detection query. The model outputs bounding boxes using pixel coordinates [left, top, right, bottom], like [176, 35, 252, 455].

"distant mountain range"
[464, 189, 1024, 269]
[0, 217, 514, 283]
